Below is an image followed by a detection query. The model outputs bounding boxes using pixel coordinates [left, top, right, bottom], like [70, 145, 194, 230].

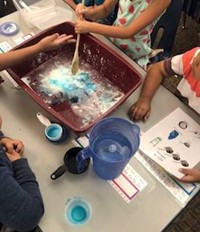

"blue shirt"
[0, 131, 44, 231]
[75, 0, 104, 6]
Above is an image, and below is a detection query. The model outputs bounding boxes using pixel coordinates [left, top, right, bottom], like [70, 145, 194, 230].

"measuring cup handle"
[37, 112, 51, 127]
[50, 165, 68, 180]
[76, 146, 91, 172]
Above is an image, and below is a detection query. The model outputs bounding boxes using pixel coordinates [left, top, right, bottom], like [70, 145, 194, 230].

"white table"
[0, 1, 200, 231]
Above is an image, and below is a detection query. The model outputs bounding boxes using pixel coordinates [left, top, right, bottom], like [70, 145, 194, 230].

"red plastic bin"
[7, 22, 142, 134]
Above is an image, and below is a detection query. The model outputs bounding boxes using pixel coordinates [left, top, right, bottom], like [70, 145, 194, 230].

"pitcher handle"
[76, 146, 91, 173]
[132, 124, 140, 135]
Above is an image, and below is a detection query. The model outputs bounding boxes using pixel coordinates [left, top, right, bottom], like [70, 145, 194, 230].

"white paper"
[108, 163, 147, 203]
[135, 151, 199, 206]
[140, 107, 200, 179]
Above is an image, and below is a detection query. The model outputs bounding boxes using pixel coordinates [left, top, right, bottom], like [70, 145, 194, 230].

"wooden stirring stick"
[71, 1, 85, 75]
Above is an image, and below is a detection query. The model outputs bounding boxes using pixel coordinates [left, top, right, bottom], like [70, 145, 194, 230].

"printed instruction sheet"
[140, 107, 200, 179]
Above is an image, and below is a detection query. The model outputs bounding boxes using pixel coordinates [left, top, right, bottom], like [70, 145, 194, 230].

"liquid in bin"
[6, 22, 142, 133]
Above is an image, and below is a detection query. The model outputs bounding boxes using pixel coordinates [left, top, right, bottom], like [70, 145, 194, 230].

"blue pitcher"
[76, 117, 140, 180]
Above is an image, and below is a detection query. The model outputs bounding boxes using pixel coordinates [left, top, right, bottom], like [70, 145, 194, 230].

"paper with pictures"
[135, 151, 199, 206]
[140, 107, 200, 179]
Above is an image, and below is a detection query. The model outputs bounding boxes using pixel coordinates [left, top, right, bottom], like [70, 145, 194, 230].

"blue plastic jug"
[76, 117, 140, 180]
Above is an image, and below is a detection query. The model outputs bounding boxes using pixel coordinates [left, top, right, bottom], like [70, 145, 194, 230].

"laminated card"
[140, 108, 200, 179]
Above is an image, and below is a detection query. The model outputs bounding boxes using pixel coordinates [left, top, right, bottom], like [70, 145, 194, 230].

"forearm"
[64, 0, 77, 10]
[128, 0, 171, 36]
[86, 5, 110, 19]
[0, 44, 43, 71]
[13, 158, 43, 203]
[140, 62, 166, 100]
[83, 21, 133, 38]
[82, 0, 118, 19]
[0, 158, 44, 231]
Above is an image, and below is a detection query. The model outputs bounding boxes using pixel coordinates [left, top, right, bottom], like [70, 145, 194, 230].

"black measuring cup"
[50, 147, 90, 180]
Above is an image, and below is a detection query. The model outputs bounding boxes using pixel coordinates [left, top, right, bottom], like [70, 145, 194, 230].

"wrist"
[139, 95, 151, 102]
[32, 43, 44, 54]
[11, 156, 22, 162]
[8, 153, 22, 162]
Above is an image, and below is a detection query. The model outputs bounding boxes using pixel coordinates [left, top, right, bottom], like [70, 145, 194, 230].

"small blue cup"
[45, 123, 63, 142]
[64, 198, 91, 226]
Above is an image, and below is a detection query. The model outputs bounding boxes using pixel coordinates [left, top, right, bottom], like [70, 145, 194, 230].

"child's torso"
[176, 47, 200, 114]
[110, 0, 155, 68]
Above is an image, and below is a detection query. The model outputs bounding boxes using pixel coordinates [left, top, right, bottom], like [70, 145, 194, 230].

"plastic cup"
[64, 198, 91, 226]
[45, 123, 63, 142]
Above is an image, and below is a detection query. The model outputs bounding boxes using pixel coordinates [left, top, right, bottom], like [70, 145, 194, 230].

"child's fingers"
[80, 9, 87, 14]
[48, 33, 59, 40]
[57, 34, 73, 39]
[55, 35, 76, 44]
[178, 168, 190, 174]
[4, 144, 13, 153]
[178, 168, 200, 183]
[66, 39, 76, 44]
[15, 145, 24, 154]
[132, 104, 145, 120]
[13, 141, 24, 154]
[144, 110, 150, 121]
[129, 107, 143, 121]
[128, 105, 136, 119]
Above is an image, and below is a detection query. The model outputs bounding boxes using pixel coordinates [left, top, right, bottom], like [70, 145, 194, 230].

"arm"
[0, 150, 44, 231]
[76, 0, 118, 19]
[128, 61, 167, 121]
[75, 0, 171, 38]
[192, 52, 200, 80]
[64, 0, 77, 10]
[0, 33, 75, 71]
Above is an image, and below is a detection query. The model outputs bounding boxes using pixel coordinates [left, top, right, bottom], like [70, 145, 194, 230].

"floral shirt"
[109, 0, 157, 69]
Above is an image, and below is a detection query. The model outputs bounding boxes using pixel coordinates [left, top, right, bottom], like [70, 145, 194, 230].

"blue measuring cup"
[76, 117, 140, 180]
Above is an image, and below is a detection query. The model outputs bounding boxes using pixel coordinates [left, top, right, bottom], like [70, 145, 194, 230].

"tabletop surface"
[0, 1, 200, 231]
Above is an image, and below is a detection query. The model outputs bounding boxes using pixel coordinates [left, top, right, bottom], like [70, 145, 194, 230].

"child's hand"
[6, 150, 22, 162]
[38, 33, 76, 52]
[75, 4, 92, 20]
[75, 3, 84, 19]
[0, 137, 24, 154]
[178, 168, 200, 183]
[75, 20, 91, 34]
[128, 97, 151, 122]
